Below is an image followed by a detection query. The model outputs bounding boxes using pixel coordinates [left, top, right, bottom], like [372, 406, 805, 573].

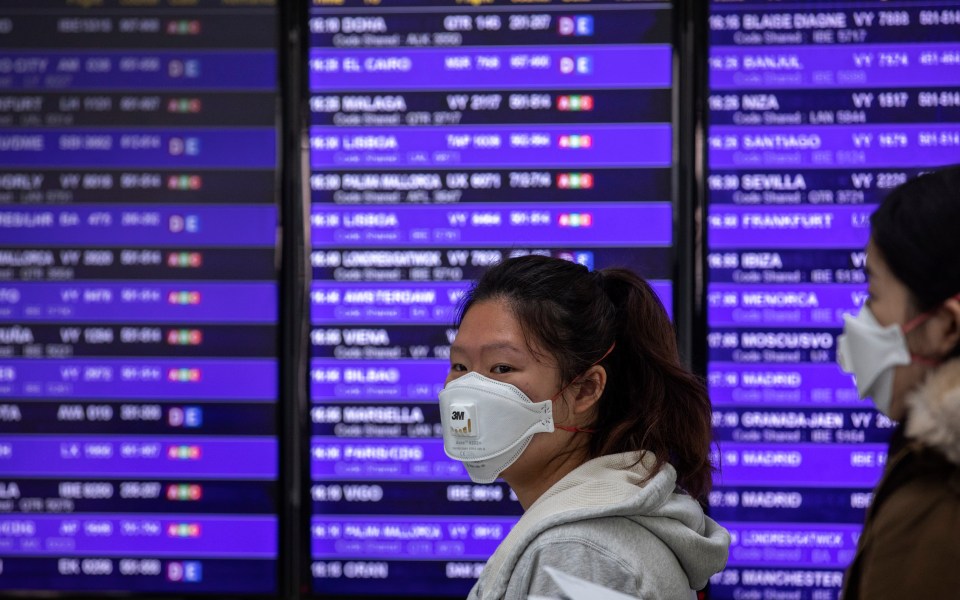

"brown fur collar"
[905, 357, 960, 466]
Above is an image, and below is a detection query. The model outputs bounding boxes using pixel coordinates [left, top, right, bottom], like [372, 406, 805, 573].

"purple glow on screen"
[706, 2, 960, 598]
[0, 3, 281, 594]
[308, 2, 676, 597]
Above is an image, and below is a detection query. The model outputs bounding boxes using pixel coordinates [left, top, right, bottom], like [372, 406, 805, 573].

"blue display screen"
[0, 1, 280, 594]
[706, 2, 960, 598]
[307, 1, 675, 595]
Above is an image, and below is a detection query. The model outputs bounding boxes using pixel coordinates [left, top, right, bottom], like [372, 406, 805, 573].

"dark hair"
[458, 255, 714, 500]
[872, 165, 960, 353]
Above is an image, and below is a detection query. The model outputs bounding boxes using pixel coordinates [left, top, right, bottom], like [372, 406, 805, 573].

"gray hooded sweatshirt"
[466, 451, 730, 600]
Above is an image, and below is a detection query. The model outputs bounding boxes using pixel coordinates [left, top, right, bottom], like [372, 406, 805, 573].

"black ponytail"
[592, 269, 714, 499]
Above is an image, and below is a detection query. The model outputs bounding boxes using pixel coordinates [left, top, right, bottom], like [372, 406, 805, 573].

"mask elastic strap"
[903, 312, 933, 335]
[553, 342, 616, 434]
[555, 425, 595, 433]
[903, 292, 960, 366]
[910, 354, 941, 368]
[904, 292, 960, 333]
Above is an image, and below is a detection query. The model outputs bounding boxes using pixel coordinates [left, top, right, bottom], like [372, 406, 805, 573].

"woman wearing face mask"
[439, 255, 730, 600]
[837, 165, 960, 599]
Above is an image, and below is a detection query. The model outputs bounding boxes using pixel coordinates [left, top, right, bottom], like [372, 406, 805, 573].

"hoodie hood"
[474, 451, 730, 599]
[905, 357, 960, 465]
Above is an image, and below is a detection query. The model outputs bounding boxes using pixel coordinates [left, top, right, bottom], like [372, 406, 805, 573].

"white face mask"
[438, 372, 556, 484]
[439, 343, 613, 484]
[836, 305, 911, 417]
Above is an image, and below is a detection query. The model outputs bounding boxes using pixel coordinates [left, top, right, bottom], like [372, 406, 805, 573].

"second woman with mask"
[837, 165, 960, 599]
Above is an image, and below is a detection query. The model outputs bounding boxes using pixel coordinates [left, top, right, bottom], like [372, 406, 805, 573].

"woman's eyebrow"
[481, 341, 522, 351]
[450, 341, 525, 356]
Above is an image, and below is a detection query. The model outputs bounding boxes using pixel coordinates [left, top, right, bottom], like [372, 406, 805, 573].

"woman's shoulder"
[526, 517, 645, 574]
[875, 446, 960, 521]
[863, 446, 960, 565]
[525, 515, 690, 581]
[531, 514, 674, 561]
[504, 516, 691, 600]
[845, 450, 960, 599]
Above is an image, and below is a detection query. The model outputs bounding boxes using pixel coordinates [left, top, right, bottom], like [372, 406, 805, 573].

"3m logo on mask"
[448, 403, 477, 437]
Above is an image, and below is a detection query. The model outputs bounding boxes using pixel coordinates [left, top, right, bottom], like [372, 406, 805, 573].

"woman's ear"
[931, 297, 960, 357]
[570, 365, 607, 416]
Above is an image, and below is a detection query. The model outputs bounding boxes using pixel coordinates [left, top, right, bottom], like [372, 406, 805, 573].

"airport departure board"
[307, 1, 675, 596]
[0, 1, 280, 594]
[12, 1, 957, 597]
[706, 2, 960, 599]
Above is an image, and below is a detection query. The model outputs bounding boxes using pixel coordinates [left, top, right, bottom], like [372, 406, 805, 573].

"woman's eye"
[450, 363, 467, 373]
[491, 364, 513, 375]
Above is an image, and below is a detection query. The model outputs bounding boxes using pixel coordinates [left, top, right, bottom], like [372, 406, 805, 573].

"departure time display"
[0, 1, 280, 594]
[307, 1, 676, 596]
[705, 2, 960, 599]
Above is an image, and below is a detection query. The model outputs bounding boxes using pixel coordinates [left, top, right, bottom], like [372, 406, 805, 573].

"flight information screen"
[307, 0, 674, 595]
[706, 2, 960, 599]
[0, 0, 280, 595]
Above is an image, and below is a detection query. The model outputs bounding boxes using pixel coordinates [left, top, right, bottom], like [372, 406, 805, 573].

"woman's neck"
[507, 448, 589, 510]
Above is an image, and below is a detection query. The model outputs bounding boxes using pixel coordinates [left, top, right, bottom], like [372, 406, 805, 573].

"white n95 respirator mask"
[438, 372, 556, 484]
[836, 305, 911, 417]
[838, 293, 960, 417]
